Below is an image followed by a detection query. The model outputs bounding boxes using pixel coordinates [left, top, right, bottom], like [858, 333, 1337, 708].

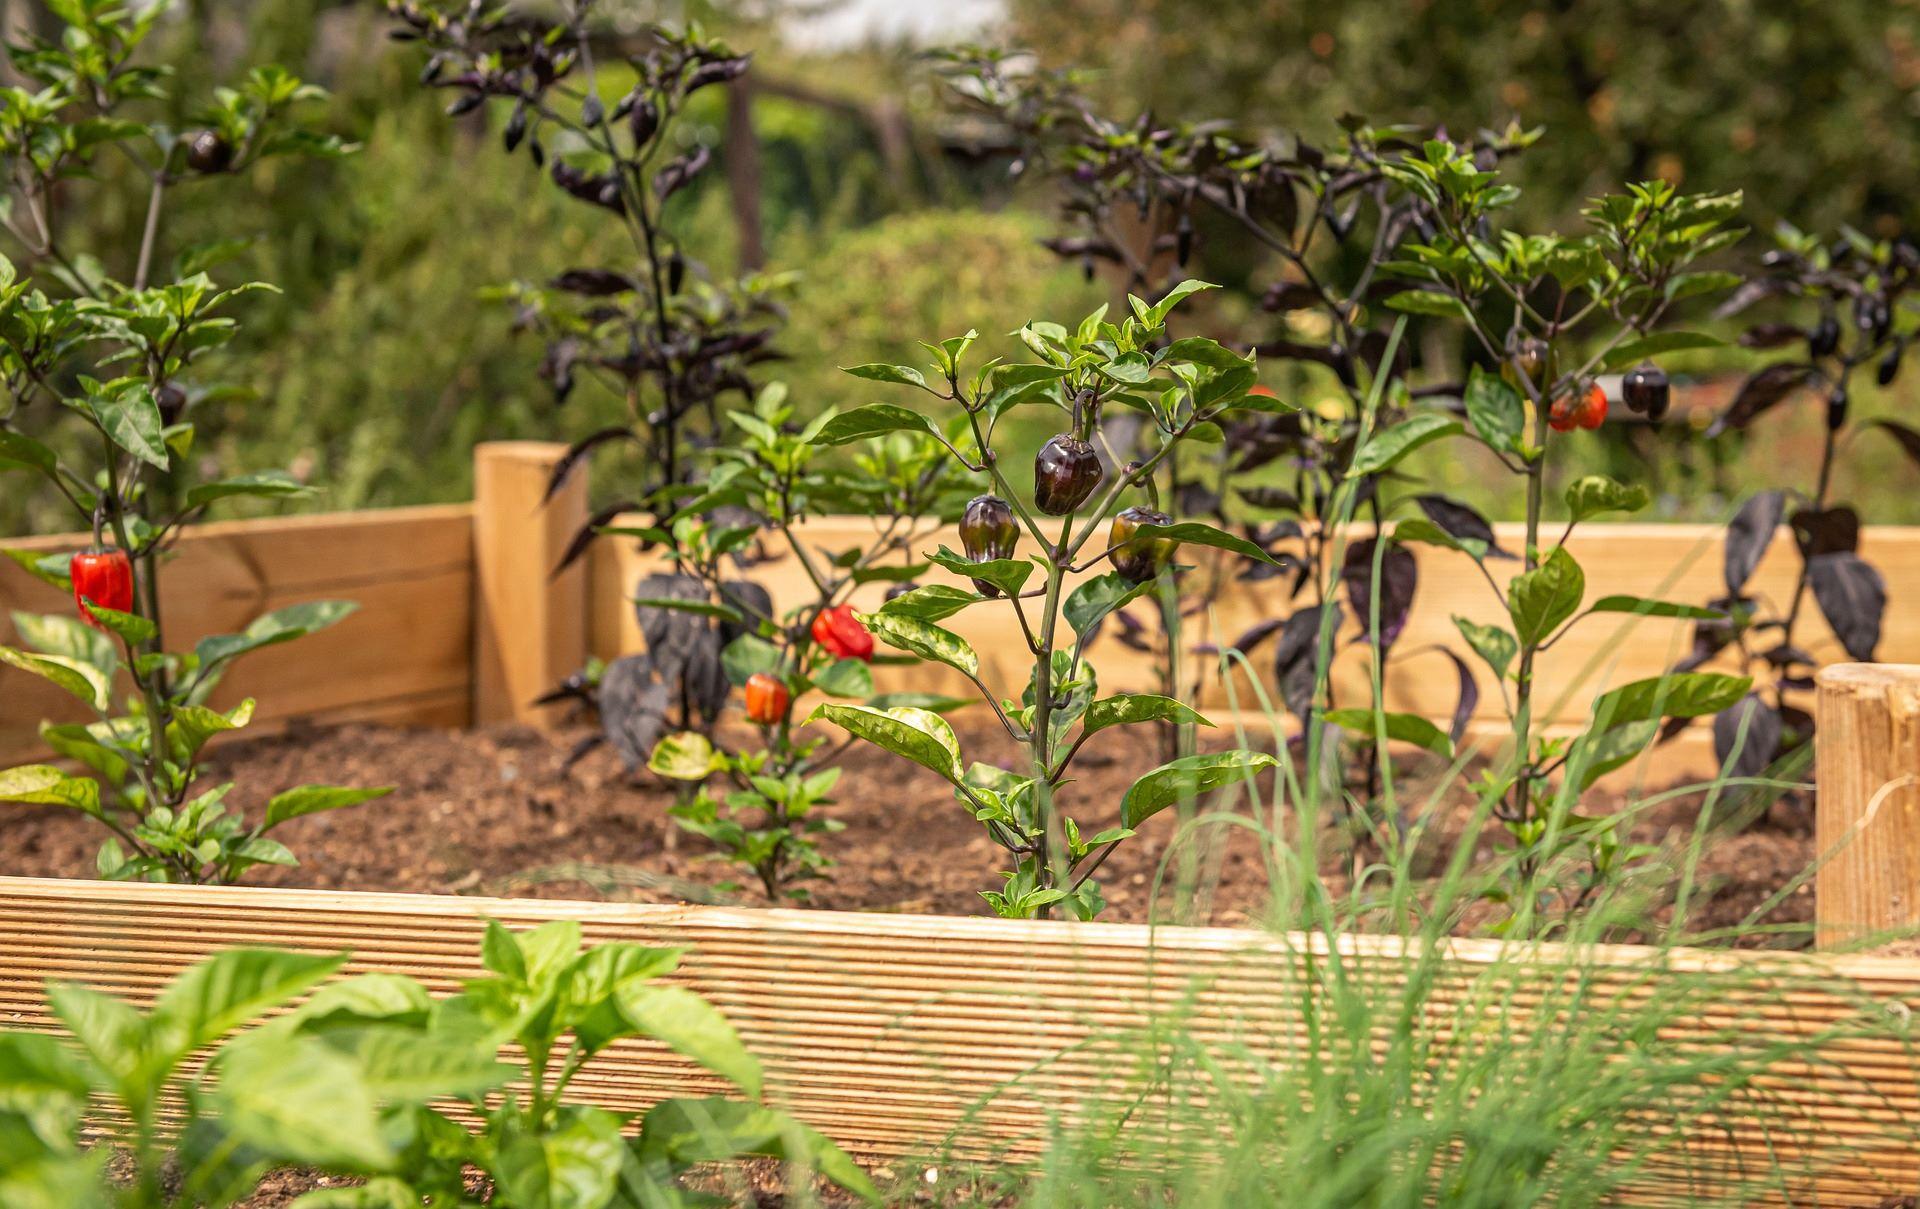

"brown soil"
[2, 715, 1816, 942]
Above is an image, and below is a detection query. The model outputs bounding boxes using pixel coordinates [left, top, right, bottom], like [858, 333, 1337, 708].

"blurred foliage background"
[3, 0, 1917, 532]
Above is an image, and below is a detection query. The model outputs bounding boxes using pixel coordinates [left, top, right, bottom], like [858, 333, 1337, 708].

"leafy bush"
[0, 0, 384, 883]
[641, 384, 971, 899]
[0, 927, 873, 1206]
[810, 283, 1283, 919]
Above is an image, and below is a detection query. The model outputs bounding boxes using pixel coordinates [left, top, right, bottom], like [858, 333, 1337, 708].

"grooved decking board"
[2, 877, 1918, 1205]
[0, 505, 475, 762]
[591, 518, 1920, 781]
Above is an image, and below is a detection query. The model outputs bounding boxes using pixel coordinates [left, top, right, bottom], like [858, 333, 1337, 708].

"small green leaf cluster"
[0, 926, 873, 1207]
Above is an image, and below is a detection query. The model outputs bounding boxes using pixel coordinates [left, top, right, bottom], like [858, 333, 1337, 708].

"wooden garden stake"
[1815, 663, 1920, 948]
[474, 441, 588, 728]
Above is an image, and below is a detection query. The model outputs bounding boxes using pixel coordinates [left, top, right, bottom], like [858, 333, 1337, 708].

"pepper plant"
[804, 283, 1286, 920]
[1370, 151, 1755, 918]
[0, 930, 873, 1207]
[935, 50, 1507, 844]
[1676, 224, 1915, 778]
[391, 3, 793, 759]
[640, 384, 968, 899]
[0, 0, 381, 884]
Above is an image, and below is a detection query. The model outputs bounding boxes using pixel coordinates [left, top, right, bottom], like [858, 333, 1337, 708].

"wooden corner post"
[473, 442, 589, 728]
[1815, 663, 1920, 948]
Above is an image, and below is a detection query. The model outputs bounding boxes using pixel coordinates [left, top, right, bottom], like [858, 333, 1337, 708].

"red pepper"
[1548, 383, 1608, 433]
[810, 605, 874, 662]
[744, 672, 790, 726]
[69, 548, 134, 631]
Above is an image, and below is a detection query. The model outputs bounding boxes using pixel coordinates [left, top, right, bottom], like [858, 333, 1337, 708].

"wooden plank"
[0, 877, 1915, 1204]
[1816, 664, 1920, 948]
[588, 518, 1920, 779]
[0, 504, 475, 763]
[473, 442, 589, 728]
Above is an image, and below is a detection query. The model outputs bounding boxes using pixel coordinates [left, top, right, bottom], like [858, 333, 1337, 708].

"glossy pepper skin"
[1502, 337, 1555, 398]
[1826, 385, 1850, 432]
[959, 494, 1018, 597]
[70, 548, 134, 631]
[185, 129, 233, 174]
[1621, 362, 1670, 421]
[743, 672, 789, 726]
[1549, 383, 1608, 433]
[811, 605, 874, 662]
[1033, 433, 1102, 515]
[1107, 507, 1175, 583]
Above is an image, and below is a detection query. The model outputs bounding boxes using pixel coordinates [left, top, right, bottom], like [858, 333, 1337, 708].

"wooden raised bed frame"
[5, 442, 1920, 1203]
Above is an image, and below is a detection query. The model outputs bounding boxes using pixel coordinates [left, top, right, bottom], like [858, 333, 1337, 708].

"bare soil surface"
[3, 715, 1816, 943]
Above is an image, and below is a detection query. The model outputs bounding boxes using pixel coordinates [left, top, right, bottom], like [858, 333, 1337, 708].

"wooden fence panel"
[0, 505, 475, 762]
[0, 877, 1916, 1205]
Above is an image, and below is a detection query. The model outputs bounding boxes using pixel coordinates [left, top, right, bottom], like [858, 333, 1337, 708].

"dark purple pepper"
[628, 96, 658, 145]
[884, 580, 921, 602]
[1880, 341, 1905, 387]
[1809, 316, 1840, 359]
[155, 381, 188, 426]
[1107, 506, 1175, 583]
[1033, 433, 1102, 516]
[185, 129, 233, 174]
[959, 494, 1018, 597]
[1826, 385, 1849, 431]
[1621, 361, 1669, 418]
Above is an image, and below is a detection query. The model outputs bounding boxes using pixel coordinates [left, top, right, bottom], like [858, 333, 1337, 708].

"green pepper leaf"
[1322, 709, 1454, 758]
[1453, 616, 1517, 681]
[857, 611, 979, 678]
[875, 583, 985, 622]
[0, 645, 110, 709]
[1063, 573, 1153, 637]
[1120, 521, 1283, 566]
[1463, 366, 1525, 455]
[810, 704, 963, 782]
[263, 785, 393, 830]
[1507, 546, 1584, 647]
[184, 471, 314, 509]
[1589, 672, 1752, 730]
[1082, 693, 1211, 738]
[1598, 332, 1722, 374]
[1564, 475, 1650, 523]
[1121, 750, 1276, 827]
[1349, 413, 1462, 476]
[0, 764, 101, 815]
[1588, 595, 1728, 620]
[927, 545, 1033, 598]
[809, 402, 940, 446]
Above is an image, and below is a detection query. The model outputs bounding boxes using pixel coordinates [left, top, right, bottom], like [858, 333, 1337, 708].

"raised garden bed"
[5, 875, 1920, 1206]
[6, 445, 1920, 1206]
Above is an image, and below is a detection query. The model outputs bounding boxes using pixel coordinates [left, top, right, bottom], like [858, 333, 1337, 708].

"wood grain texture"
[472, 442, 589, 728]
[1816, 664, 1920, 949]
[1, 877, 1917, 1205]
[0, 505, 474, 763]
[589, 517, 1920, 781]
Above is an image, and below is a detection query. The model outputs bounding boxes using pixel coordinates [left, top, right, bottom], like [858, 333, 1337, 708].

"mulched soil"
[3, 715, 1816, 941]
